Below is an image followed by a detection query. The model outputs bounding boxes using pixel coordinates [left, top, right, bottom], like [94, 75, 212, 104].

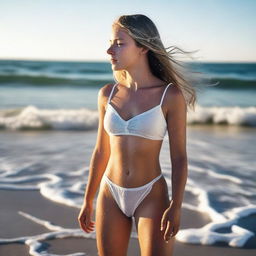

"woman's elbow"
[94, 146, 110, 160]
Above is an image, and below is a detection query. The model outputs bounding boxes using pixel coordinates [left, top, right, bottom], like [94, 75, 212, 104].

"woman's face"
[107, 25, 143, 71]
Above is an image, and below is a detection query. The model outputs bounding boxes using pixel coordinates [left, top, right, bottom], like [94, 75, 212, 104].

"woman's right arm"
[78, 83, 112, 233]
[83, 84, 112, 205]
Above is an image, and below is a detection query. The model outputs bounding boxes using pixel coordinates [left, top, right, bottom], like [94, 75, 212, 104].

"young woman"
[78, 14, 198, 256]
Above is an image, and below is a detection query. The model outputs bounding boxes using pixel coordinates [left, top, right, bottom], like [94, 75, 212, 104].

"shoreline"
[0, 189, 255, 255]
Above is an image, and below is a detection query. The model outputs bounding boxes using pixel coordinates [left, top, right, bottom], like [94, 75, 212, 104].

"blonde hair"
[111, 14, 216, 111]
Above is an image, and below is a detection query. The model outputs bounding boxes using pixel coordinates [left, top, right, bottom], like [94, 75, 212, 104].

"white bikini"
[101, 82, 172, 217]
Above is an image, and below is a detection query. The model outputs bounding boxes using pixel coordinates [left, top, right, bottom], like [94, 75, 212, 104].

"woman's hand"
[160, 201, 181, 242]
[78, 202, 95, 233]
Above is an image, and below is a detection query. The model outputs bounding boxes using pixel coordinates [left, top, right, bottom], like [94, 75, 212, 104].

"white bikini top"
[103, 82, 173, 140]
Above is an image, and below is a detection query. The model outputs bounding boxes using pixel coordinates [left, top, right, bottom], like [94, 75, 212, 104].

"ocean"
[0, 60, 255, 254]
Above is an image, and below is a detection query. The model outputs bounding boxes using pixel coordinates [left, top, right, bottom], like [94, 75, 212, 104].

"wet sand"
[0, 189, 255, 255]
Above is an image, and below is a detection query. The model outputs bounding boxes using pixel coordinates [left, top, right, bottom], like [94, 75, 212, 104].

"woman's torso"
[104, 135, 163, 187]
[103, 82, 171, 187]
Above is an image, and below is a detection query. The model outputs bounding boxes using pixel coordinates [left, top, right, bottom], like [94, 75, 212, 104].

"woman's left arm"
[160, 86, 188, 241]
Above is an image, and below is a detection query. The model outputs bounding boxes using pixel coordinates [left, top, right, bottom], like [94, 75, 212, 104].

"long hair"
[111, 14, 216, 111]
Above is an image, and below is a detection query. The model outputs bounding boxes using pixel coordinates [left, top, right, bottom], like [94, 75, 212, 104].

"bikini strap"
[160, 82, 172, 106]
[107, 83, 118, 104]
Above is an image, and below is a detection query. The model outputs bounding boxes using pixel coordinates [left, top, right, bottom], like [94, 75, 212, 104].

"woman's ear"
[140, 47, 149, 55]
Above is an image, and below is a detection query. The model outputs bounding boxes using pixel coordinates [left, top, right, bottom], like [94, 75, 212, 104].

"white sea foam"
[0, 165, 255, 251]
[191, 166, 242, 184]
[0, 105, 99, 131]
[0, 211, 138, 256]
[187, 105, 256, 126]
[177, 205, 256, 247]
[0, 104, 256, 131]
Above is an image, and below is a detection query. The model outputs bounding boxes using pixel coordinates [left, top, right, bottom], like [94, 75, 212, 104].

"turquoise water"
[0, 60, 256, 109]
[0, 60, 255, 129]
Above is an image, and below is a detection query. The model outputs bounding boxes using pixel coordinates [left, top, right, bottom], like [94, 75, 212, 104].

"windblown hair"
[111, 14, 216, 111]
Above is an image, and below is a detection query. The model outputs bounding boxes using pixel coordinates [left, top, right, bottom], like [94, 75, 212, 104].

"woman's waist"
[104, 163, 163, 188]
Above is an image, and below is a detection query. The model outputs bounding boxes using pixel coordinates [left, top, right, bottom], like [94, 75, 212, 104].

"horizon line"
[0, 57, 256, 64]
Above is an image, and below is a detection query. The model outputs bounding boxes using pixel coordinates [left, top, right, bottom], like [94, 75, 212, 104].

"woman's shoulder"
[98, 83, 117, 109]
[165, 83, 187, 110]
[98, 83, 116, 99]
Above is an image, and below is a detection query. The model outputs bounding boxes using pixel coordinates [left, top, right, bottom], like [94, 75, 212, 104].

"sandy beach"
[0, 188, 255, 255]
[0, 125, 256, 255]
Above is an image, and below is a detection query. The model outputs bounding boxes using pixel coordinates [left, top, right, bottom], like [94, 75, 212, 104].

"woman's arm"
[160, 86, 188, 240]
[166, 86, 188, 209]
[83, 84, 112, 205]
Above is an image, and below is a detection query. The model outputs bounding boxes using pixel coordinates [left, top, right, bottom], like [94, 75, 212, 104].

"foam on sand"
[0, 210, 138, 256]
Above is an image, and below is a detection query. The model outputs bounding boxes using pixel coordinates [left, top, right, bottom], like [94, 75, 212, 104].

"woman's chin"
[111, 64, 121, 70]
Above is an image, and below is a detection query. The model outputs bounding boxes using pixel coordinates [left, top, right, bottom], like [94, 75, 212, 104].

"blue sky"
[1, 0, 255, 62]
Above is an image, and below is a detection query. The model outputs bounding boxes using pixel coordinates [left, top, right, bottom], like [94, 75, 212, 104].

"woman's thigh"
[96, 181, 133, 256]
[133, 177, 175, 256]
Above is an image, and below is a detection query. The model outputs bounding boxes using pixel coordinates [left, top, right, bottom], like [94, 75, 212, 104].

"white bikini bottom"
[101, 173, 163, 218]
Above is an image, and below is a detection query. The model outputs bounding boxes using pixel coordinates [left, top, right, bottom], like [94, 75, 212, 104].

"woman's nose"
[107, 45, 114, 55]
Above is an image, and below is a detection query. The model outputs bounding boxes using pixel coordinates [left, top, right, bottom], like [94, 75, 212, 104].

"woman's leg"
[96, 180, 133, 256]
[133, 176, 175, 256]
